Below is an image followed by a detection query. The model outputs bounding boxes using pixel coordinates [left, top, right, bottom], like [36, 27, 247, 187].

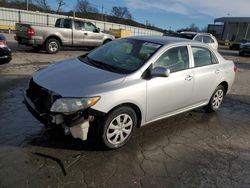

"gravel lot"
[0, 33, 250, 187]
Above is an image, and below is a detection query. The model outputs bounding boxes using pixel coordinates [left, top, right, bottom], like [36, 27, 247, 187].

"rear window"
[55, 19, 61, 27]
[55, 19, 71, 29]
[63, 19, 71, 29]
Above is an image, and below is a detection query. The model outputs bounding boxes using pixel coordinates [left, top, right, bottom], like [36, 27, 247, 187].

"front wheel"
[101, 106, 137, 149]
[204, 85, 225, 112]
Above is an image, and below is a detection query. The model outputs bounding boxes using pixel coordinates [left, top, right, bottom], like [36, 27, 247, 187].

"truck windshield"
[80, 39, 162, 74]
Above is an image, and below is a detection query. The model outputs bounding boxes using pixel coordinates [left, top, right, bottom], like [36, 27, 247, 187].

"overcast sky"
[51, 0, 250, 30]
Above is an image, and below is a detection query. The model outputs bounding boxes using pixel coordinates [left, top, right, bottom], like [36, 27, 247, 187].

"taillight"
[27, 27, 35, 37]
[234, 65, 237, 72]
[0, 40, 6, 45]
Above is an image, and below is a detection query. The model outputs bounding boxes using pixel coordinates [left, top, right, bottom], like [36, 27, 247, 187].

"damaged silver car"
[24, 36, 235, 149]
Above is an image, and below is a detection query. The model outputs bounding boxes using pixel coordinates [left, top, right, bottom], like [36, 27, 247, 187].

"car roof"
[126, 35, 192, 45]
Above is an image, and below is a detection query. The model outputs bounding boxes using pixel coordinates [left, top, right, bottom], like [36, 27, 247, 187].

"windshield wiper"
[87, 56, 129, 73]
[79, 55, 130, 74]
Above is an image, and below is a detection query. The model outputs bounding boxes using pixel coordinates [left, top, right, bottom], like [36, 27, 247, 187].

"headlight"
[50, 97, 100, 113]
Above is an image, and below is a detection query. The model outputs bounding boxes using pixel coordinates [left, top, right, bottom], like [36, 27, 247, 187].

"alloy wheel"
[212, 89, 224, 109]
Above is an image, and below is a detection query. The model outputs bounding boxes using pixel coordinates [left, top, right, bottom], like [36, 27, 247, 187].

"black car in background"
[230, 39, 250, 50]
[239, 42, 250, 56]
[0, 34, 12, 64]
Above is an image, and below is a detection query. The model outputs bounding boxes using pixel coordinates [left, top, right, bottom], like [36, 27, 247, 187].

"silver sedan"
[24, 36, 236, 149]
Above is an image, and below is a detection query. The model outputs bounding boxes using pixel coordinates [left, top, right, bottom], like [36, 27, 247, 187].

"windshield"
[81, 38, 162, 74]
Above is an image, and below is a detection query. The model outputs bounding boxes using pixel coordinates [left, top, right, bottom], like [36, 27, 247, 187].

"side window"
[74, 20, 84, 30]
[192, 46, 217, 67]
[84, 22, 96, 31]
[63, 19, 71, 29]
[203, 36, 214, 43]
[55, 19, 61, 27]
[153, 46, 189, 73]
[194, 35, 202, 42]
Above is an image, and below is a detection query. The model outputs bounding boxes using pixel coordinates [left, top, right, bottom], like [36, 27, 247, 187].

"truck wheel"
[45, 38, 60, 54]
[204, 85, 225, 113]
[101, 106, 137, 149]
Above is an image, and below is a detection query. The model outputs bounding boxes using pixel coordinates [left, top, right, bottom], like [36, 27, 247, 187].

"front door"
[146, 46, 194, 122]
[83, 22, 103, 46]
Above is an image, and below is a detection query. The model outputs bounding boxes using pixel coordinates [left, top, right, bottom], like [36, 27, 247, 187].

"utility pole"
[101, 5, 104, 21]
[26, 0, 29, 11]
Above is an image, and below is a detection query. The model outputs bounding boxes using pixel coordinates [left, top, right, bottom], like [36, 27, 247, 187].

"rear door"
[191, 46, 222, 104]
[57, 19, 73, 46]
[146, 45, 194, 121]
[72, 20, 85, 46]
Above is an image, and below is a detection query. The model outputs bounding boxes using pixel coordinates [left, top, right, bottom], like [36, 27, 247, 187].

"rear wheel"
[0, 57, 11, 64]
[204, 85, 225, 112]
[101, 106, 137, 149]
[45, 38, 60, 54]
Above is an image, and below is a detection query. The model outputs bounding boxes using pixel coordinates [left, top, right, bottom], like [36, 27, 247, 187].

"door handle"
[84, 33, 88, 36]
[185, 75, 193, 81]
[215, 69, 220, 74]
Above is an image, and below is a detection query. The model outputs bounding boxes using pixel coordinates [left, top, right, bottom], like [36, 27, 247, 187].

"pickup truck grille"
[26, 78, 59, 113]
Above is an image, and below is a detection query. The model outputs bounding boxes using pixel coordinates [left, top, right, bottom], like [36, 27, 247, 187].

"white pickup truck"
[15, 18, 114, 54]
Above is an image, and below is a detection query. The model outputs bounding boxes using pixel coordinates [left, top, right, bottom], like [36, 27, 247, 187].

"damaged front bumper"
[23, 92, 104, 141]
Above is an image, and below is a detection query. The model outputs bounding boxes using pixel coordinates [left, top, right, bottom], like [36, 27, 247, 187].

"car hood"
[33, 57, 126, 97]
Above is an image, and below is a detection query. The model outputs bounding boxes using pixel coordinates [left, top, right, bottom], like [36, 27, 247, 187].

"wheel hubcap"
[49, 42, 58, 52]
[212, 89, 224, 109]
[107, 114, 133, 145]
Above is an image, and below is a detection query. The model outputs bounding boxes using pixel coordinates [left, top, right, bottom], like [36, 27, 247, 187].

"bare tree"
[189, 23, 199, 32]
[75, 0, 98, 13]
[56, 0, 66, 13]
[110, 6, 132, 20]
[35, 0, 50, 11]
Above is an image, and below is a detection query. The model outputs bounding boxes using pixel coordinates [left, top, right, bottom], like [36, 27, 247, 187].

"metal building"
[214, 17, 250, 41]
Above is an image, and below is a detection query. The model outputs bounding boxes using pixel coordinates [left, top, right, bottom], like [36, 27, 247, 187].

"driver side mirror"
[94, 28, 100, 33]
[151, 67, 170, 77]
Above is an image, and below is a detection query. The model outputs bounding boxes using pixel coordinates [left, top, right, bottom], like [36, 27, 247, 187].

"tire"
[239, 51, 245, 56]
[45, 38, 60, 54]
[101, 106, 137, 149]
[0, 57, 11, 64]
[204, 85, 225, 113]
